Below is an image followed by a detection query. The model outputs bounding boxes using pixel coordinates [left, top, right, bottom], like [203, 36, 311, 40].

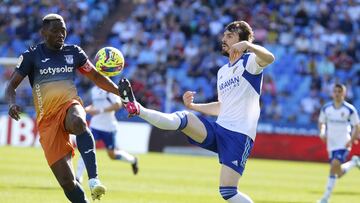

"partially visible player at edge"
[317, 84, 360, 203]
[5, 14, 121, 202]
[76, 85, 139, 183]
[118, 21, 274, 203]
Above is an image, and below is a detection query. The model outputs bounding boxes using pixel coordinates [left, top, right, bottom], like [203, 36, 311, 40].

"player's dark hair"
[225, 21, 254, 42]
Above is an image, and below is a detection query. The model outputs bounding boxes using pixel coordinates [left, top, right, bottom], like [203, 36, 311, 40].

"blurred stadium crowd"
[1, 0, 360, 126]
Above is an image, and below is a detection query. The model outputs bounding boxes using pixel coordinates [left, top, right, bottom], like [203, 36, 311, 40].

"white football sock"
[138, 106, 181, 130]
[322, 176, 336, 200]
[341, 158, 357, 174]
[227, 191, 253, 203]
[115, 150, 136, 164]
[76, 157, 86, 182]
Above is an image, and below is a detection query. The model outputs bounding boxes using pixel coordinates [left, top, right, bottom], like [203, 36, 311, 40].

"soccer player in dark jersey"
[5, 14, 120, 202]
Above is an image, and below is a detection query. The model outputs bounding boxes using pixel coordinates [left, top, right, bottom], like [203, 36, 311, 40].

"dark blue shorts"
[91, 128, 116, 150]
[329, 149, 349, 163]
[187, 116, 254, 175]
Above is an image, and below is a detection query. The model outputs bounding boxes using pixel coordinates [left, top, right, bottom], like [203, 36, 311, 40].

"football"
[94, 47, 125, 77]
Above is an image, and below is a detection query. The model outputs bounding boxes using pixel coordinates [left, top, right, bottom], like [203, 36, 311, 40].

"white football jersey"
[318, 101, 360, 151]
[89, 86, 121, 132]
[216, 53, 264, 140]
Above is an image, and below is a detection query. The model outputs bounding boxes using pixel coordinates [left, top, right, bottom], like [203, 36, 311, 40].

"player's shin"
[64, 182, 89, 203]
[76, 157, 86, 183]
[138, 106, 186, 130]
[322, 175, 337, 200]
[76, 128, 98, 179]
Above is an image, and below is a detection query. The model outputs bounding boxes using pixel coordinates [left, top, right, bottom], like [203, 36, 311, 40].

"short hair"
[225, 21, 254, 42]
[334, 83, 346, 92]
[42, 13, 64, 27]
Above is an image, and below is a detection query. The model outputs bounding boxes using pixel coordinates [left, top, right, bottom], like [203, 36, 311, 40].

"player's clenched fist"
[182, 91, 196, 109]
[230, 41, 249, 55]
[8, 104, 21, 121]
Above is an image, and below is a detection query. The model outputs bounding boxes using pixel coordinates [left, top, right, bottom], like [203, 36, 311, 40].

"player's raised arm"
[79, 60, 120, 96]
[182, 91, 220, 116]
[5, 71, 25, 121]
[85, 101, 122, 116]
[231, 41, 275, 68]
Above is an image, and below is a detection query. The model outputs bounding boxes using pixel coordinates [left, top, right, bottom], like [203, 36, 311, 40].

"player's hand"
[85, 106, 100, 116]
[8, 104, 21, 121]
[229, 41, 249, 60]
[319, 135, 327, 143]
[346, 139, 358, 148]
[183, 91, 196, 109]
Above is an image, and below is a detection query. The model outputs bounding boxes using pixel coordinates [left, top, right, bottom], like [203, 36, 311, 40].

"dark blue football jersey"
[15, 43, 89, 120]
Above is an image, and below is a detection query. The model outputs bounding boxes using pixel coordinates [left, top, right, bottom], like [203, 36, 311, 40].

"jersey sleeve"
[350, 108, 360, 126]
[245, 53, 263, 75]
[73, 45, 88, 68]
[15, 50, 33, 77]
[73, 45, 95, 74]
[318, 108, 326, 123]
[78, 59, 95, 74]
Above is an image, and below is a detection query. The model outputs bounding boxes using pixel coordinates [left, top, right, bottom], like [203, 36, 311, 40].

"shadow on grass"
[309, 190, 360, 196]
[333, 191, 360, 196]
[0, 185, 59, 191]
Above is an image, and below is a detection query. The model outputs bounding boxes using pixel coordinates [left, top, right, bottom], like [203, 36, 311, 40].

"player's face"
[332, 87, 345, 102]
[221, 30, 240, 57]
[42, 20, 67, 50]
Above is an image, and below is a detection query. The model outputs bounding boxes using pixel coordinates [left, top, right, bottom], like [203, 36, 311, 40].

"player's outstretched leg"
[118, 78, 185, 130]
[340, 155, 360, 175]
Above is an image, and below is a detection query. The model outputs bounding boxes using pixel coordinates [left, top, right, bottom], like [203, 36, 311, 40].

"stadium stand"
[1, 0, 360, 126]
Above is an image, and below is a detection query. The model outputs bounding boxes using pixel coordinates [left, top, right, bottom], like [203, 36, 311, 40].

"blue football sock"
[64, 182, 89, 203]
[76, 128, 98, 179]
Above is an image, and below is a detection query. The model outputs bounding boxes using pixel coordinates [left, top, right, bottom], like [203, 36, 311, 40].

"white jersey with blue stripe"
[216, 53, 264, 140]
[319, 101, 360, 151]
[89, 86, 121, 132]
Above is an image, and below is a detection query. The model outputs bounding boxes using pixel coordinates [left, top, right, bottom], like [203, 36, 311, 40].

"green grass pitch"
[0, 146, 359, 203]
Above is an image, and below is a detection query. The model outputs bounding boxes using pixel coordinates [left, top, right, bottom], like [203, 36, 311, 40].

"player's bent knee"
[331, 159, 342, 167]
[71, 116, 87, 134]
[219, 186, 237, 200]
[107, 150, 116, 159]
[174, 111, 189, 130]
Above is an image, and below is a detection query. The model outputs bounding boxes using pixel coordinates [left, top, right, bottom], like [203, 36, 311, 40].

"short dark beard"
[53, 43, 63, 50]
[221, 49, 229, 57]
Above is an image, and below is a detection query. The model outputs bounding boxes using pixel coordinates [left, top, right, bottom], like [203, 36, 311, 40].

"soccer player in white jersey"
[118, 21, 274, 203]
[317, 83, 360, 203]
[76, 85, 138, 183]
